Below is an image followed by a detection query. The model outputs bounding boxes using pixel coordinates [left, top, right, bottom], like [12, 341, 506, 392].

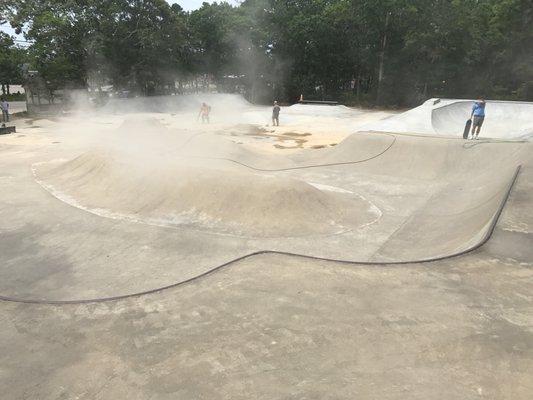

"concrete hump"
[34, 151, 378, 238]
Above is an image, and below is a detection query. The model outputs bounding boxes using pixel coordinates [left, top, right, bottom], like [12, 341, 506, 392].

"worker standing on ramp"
[272, 101, 281, 126]
[470, 99, 486, 140]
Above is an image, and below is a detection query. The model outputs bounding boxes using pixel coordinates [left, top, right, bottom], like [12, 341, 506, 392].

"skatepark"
[1, 95, 532, 399]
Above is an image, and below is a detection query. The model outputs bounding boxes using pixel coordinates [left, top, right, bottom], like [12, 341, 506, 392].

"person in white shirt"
[0, 99, 9, 123]
[272, 101, 280, 126]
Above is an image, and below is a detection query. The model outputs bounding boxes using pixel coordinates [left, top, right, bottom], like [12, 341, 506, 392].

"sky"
[0, 1, 240, 41]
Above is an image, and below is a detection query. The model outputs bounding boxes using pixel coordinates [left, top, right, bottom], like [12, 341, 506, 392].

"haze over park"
[0, 1, 532, 400]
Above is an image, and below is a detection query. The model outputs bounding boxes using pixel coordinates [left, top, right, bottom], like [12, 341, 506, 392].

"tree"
[3, 0, 533, 105]
[0, 33, 26, 95]
[188, 2, 243, 78]
[5, 0, 190, 95]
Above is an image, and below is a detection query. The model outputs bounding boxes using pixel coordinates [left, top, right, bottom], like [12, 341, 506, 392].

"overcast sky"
[1, 1, 240, 40]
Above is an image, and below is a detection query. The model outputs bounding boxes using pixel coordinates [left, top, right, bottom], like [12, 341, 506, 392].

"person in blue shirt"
[470, 99, 486, 139]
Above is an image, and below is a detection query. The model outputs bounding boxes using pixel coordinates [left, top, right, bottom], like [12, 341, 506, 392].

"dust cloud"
[22, 94, 391, 238]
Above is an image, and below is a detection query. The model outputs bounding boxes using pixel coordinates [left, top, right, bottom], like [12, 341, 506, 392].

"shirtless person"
[198, 102, 211, 123]
[0, 98, 9, 123]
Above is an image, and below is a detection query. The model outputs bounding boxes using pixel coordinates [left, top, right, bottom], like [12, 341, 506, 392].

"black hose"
[184, 132, 397, 172]
[462, 138, 527, 149]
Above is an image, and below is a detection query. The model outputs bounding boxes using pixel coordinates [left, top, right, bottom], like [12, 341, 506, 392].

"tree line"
[1, 0, 532, 106]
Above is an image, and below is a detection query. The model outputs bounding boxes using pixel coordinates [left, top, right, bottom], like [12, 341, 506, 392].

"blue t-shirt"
[472, 102, 486, 117]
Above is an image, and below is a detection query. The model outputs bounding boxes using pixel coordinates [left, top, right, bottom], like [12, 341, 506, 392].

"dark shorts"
[473, 115, 485, 127]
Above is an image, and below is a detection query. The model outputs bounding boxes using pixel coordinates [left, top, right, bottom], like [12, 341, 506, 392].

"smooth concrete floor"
[1, 249, 532, 400]
[1, 113, 532, 399]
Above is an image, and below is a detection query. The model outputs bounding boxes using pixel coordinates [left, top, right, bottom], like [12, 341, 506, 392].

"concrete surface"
[0, 95, 532, 399]
[7, 101, 27, 115]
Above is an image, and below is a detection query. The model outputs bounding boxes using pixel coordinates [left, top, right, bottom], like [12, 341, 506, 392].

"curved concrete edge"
[187, 132, 397, 172]
[0, 166, 521, 306]
[198, 136, 396, 171]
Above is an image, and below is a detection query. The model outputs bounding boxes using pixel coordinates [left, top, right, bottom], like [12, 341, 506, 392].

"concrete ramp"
[34, 130, 526, 261]
[35, 151, 378, 238]
[364, 98, 533, 139]
[432, 100, 533, 138]
[1, 109, 530, 301]
[371, 163, 520, 261]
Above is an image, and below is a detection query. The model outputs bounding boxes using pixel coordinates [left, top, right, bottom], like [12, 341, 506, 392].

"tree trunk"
[249, 77, 256, 103]
[356, 73, 361, 102]
[376, 11, 391, 105]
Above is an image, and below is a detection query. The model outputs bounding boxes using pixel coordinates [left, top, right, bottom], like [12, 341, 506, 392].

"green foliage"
[5, 0, 189, 94]
[0, 32, 25, 89]
[2, 0, 533, 105]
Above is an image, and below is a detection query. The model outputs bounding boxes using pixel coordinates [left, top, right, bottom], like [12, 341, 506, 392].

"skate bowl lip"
[431, 98, 533, 105]
[0, 164, 521, 305]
